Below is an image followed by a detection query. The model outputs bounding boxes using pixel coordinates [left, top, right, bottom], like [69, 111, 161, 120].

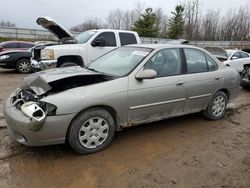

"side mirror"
[231, 56, 238, 60]
[91, 37, 105, 47]
[0, 46, 3, 52]
[136, 69, 157, 80]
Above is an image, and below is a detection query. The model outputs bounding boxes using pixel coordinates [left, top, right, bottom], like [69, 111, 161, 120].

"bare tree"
[218, 7, 250, 41]
[106, 9, 139, 30]
[106, 9, 124, 29]
[183, 0, 200, 40]
[201, 10, 220, 40]
[70, 18, 104, 32]
[0, 20, 16, 27]
[155, 8, 168, 37]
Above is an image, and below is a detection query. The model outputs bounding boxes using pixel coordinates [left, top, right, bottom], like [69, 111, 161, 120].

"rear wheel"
[203, 91, 228, 120]
[16, 59, 32, 73]
[67, 108, 116, 154]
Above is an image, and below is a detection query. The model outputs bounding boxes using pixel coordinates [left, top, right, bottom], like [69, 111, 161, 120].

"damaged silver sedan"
[4, 44, 240, 154]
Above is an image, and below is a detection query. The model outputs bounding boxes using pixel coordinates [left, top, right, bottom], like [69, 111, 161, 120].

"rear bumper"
[4, 93, 76, 146]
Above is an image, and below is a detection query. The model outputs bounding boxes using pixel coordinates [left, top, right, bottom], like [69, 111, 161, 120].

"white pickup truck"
[31, 17, 141, 70]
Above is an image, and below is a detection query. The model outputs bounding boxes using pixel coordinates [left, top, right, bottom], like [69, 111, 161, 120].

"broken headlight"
[38, 102, 57, 116]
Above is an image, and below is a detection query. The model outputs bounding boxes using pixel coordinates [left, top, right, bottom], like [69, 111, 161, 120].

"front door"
[87, 32, 117, 63]
[128, 48, 186, 124]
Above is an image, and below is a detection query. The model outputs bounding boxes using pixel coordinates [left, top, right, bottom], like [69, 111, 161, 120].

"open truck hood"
[36, 17, 73, 40]
[21, 66, 108, 96]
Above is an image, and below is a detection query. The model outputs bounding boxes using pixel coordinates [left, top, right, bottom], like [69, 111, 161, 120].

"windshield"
[226, 50, 234, 58]
[87, 47, 152, 77]
[75, 31, 97, 44]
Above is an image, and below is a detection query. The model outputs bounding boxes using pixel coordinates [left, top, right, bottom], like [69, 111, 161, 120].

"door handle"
[176, 82, 184, 86]
[214, 77, 222, 80]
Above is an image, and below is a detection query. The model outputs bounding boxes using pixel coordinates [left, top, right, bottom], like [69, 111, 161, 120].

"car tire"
[203, 91, 228, 120]
[67, 108, 116, 154]
[60, 62, 78, 67]
[16, 59, 32, 73]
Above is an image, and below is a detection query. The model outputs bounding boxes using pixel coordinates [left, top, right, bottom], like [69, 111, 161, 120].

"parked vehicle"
[0, 42, 55, 73]
[0, 49, 32, 73]
[203, 47, 228, 62]
[223, 50, 250, 72]
[241, 48, 250, 54]
[0, 41, 34, 52]
[31, 17, 141, 71]
[240, 64, 250, 89]
[4, 44, 240, 154]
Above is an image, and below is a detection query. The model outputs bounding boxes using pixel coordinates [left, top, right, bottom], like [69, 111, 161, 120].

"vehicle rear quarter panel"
[221, 67, 240, 101]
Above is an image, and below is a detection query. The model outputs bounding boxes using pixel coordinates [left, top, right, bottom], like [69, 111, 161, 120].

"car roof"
[1, 41, 34, 45]
[88, 29, 138, 34]
[126, 43, 202, 50]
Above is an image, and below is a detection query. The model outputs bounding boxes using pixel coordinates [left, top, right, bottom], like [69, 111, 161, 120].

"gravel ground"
[0, 68, 249, 188]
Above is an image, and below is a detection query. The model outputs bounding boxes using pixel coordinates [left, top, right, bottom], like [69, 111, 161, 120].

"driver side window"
[93, 32, 116, 47]
[144, 48, 181, 77]
[231, 52, 241, 60]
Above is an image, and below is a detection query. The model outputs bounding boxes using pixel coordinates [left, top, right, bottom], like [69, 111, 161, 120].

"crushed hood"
[36, 17, 73, 40]
[21, 66, 106, 95]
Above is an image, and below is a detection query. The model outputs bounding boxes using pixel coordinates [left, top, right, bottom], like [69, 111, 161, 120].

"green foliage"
[168, 5, 185, 39]
[132, 8, 160, 37]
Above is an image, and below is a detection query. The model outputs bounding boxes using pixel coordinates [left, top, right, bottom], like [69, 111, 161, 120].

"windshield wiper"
[87, 67, 100, 73]
[86, 67, 117, 78]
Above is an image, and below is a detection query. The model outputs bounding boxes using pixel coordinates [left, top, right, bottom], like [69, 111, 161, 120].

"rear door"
[119, 32, 137, 46]
[182, 48, 223, 113]
[87, 32, 117, 63]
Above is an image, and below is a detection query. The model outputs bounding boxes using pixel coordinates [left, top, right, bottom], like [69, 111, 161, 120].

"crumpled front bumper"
[4, 93, 76, 146]
[31, 59, 57, 71]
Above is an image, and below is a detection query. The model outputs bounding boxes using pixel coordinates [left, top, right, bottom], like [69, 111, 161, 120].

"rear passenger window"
[206, 55, 218, 71]
[184, 49, 208, 73]
[119, 33, 137, 46]
[94, 32, 116, 47]
[240, 52, 249, 58]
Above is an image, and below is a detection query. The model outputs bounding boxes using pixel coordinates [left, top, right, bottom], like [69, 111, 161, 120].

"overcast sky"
[1, 0, 249, 29]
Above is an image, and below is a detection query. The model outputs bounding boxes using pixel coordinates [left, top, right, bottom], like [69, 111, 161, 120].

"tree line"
[0, 20, 16, 28]
[71, 0, 250, 41]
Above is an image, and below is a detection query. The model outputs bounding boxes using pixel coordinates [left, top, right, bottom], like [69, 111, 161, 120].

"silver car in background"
[4, 44, 240, 154]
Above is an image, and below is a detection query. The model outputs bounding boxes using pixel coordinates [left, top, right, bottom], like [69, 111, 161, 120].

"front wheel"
[16, 59, 32, 73]
[203, 91, 228, 120]
[67, 108, 116, 154]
